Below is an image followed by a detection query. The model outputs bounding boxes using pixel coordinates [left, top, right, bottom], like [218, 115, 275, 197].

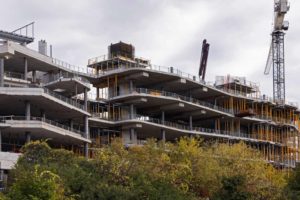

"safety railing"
[41, 71, 90, 86]
[93, 113, 284, 145]
[4, 71, 25, 80]
[0, 116, 85, 136]
[286, 101, 299, 108]
[250, 114, 297, 127]
[215, 75, 259, 91]
[42, 87, 85, 110]
[272, 117, 297, 126]
[12, 22, 35, 39]
[51, 58, 89, 74]
[89, 59, 276, 103]
[75, 53, 298, 109]
[132, 88, 233, 114]
[88, 55, 107, 65]
[90, 56, 206, 83]
[51, 57, 95, 76]
[103, 85, 297, 127]
[76, 92, 98, 101]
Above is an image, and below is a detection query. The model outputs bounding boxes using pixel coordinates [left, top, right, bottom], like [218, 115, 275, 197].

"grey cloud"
[1, 0, 299, 103]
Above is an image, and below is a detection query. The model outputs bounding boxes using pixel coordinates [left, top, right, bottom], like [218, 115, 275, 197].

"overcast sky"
[1, 0, 300, 103]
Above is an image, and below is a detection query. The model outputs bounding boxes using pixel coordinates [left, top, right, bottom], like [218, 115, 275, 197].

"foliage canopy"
[1, 138, 291, 200]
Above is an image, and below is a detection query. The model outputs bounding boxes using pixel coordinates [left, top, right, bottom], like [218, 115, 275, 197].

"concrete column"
[84, 142, 88, 158]
[41, 110, 45, 121]
[25, 100, 31, 144]
[70, 119, 74, 131]
[24, 57, 28, 81]
[75, 82, 78, 96]
[25, 101, 31, 120]
[84, 88, 88, 111]
[84, 115, 89, 158]
[161, 129, 166, 142]
[130, 104, 134, 119]
[25, 132, 31, 143]
[32, 70, 36, 83]
[129, 80, 133, 93]
[58, 70, 62, 77]
[189, 116, 193, 130]
[84, 115, 89, 139]
[0, 129, 2, 152]
[161, 111, 165, 125]
[130, 128, 135, 143]
[96, 87, 99, 100]
[0, 58, 4, 87]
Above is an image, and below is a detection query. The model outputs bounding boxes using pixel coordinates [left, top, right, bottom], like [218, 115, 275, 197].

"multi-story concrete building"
[0, 26, 91, 178]
[87, 42, 300, 169]
[0, 26, 299, 174]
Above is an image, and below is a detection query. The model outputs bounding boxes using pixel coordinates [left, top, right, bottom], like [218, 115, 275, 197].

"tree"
[7, 166, 68, 200]
[214, 175, 250, 200]
[286, 163, 300, 199]
[0, 139, 288, 200]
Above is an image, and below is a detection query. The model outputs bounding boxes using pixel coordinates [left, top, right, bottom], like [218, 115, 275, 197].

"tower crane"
[264, 0, 290, 106]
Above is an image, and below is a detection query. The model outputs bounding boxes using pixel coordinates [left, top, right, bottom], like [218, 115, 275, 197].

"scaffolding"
[86, 43, 300, 168]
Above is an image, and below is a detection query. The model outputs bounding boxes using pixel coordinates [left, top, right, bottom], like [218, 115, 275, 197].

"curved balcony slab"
[93, 66, 298, 109]
[44, 77, 90, 97]
[89, 117, 284, 147]
[0, 87, 90, 119]
[0, 116, 90, 144]
[107, 89, 297, 128]
[0, 41, 96, 79]
[109, 93, 232, 120]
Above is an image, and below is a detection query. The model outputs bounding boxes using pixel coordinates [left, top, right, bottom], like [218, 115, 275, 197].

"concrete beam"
[172, 109, 207, 119]
[160, 102, 184, 110]
[126, 72, 149, 80]
[122, 123, 143, 129]
[0, 58, 4, 87]
[184, 87, 208, 94]
[185, 109, 207, 117]
[141, 103, 185, 114]
[123, 97, 147, 104]
[169, 78, 186, 84]
[152, 78, 187, 89]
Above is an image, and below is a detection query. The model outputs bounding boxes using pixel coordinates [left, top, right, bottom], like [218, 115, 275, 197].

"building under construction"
[0, 22, 299, 180]
[87, 42, 300, 169]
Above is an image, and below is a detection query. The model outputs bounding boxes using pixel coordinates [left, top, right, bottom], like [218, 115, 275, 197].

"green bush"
[1, 139, 288, 200]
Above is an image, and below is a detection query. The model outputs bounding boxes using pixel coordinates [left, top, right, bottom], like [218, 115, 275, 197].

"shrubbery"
[1, 138, 295, 199]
